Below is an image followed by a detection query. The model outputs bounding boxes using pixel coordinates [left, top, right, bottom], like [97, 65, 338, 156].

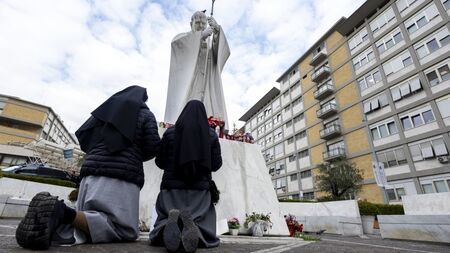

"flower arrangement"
[227, 217, 240, 229]
[284, 214, 303, 237]
[244, 212, 273, 229]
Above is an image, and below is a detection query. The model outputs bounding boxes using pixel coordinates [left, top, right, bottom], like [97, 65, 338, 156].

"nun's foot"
[15, 192, 65, 250]
[180, 210, 199, 253]
[163, 209, 181, 252]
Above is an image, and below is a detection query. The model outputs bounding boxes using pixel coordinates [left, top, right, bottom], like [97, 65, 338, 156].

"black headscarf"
[174, 100, 211, 178]
[75, 85, 148, 153]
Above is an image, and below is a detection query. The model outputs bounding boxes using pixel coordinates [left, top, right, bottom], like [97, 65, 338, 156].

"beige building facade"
[240, 0, 450, 203]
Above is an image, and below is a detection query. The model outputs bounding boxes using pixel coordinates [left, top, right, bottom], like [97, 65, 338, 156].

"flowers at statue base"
[227, 217, 241, 229]
[284, 214, 303, 237]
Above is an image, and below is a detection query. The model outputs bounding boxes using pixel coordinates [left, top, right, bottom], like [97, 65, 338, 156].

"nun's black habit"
[149, 100, 222, 248]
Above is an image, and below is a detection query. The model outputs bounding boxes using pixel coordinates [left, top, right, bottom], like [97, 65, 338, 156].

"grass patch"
[295, 233, 321, 241]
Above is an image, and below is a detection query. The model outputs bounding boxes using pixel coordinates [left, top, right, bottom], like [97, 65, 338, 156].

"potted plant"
[227, 217, 240, 236]
[284, 214, 303, 237]
[244, 212, 273, 237]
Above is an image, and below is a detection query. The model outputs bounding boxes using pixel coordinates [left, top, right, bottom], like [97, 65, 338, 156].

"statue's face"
[191, 13, 207, 32]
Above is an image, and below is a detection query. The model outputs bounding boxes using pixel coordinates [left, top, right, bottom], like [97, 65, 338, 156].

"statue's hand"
[201, 27, 213, 40]
[207, 17, 220, 33]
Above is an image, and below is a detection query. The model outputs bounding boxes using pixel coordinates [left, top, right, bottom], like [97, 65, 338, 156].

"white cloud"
[0, 0, 365, 132]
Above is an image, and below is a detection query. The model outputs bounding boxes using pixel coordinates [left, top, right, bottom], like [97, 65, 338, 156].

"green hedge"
[279, 198, 315, 203]
[2, 173, 76, 188]
[358, 200, 404, 216]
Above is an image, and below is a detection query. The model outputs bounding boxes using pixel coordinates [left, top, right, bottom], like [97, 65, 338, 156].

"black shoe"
[163, 209, 181, 252]
[15, 192, 65, 250]
[179, 210, 199, 253]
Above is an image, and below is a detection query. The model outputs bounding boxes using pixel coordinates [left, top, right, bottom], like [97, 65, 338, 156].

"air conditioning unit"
[437, 155, 449, 164]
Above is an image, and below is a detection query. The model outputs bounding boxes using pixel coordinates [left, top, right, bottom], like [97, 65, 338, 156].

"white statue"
[164, 10, 230, 128]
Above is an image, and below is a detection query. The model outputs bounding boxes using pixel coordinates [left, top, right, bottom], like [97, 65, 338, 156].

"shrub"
[358, 200, 404, 216]
[375, 203, 404, 215]
[279, 198, 315, 203]
[358, 201, 379, 216]
[2, 173, 76, 188]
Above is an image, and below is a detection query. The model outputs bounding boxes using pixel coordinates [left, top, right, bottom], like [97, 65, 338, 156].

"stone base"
[378, 215, 450, 243]
[139, 136, 289, 235]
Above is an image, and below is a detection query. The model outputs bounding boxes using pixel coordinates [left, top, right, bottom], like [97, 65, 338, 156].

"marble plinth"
[139, 138, 289, 235]
[378, 215, 450, 243]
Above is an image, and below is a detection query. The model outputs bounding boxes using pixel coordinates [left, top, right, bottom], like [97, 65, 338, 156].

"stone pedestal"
[139, 137, 289, 235]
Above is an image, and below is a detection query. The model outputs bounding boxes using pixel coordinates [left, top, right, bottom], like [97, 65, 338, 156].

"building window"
[434, 180, 448, 192]
[273, 113, 282, 125]
[274, 143, 283, 155]
[422, 183, 434, 193]
[353, 48, 375, 70]
[400, 106, 435, 130]
[292, 96, 303, 107]
[409, 137, 449, 161]
[298, 150, 309, 159]
[358, 68, 382, 92]
[290, 174, 298, 181]
[264, 107, 272, 117]
[300, 170, 312, 178]
[369, 7, 396, 33]
[391, 77, 422, 102]
[386, 187, 405, 201]
[348, 28, 369, 51]
[0, 101, 5, 114]
[293, 113, 304, 123]
[303, 192, 315, 200]
[425, 61, 450, 86]
[376, 28, 404, 54]
[272, 98, 281, 111]
[363, 93, 389, 114]
[442, 0, 450, 10]
[285, 120, 292, 128]
[274, 127, 283, 141]
[288, 154, 296, 162]
[313, 42, 325, 56]
[295, 130, 306, 140]
[404, 3, 439, 35]
[414, 27, 450, 59]
[283, 91, 289, 98]
[383, 50, 413, 76]
[396, 0, 424, 13]
[370, 120, 398, 140]
[284, 105, 291, 112]
[377, 147, 407, 168]
[287, 137, 294, 145]
[436, 95, 450, 119]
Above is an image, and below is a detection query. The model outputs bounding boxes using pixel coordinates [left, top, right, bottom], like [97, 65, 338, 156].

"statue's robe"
[164, 27, 230, 128]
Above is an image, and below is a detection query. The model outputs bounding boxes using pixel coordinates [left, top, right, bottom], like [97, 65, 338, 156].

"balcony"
[316, 103, 338, 119]
[314, 83, 334, 100]
[320, 124, 341, 140]
[323, 147, 346, 161]
[311, 65, 331, 83]
[310, 49, 328, 66]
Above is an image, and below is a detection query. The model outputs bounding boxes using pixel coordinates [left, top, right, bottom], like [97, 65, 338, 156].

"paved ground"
[1, 219, 449, 252]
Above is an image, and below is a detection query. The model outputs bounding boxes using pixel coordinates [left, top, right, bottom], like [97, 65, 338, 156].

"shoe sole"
[180, 212, 199, 253]
[163, 210, 181, 252]
[15, 192, 58, 250]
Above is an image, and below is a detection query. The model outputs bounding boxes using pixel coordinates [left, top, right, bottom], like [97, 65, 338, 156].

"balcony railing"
[314, 83, 334, 100]
[312, 65, 331, 83]
[310, 49, 328, 66]
[316, 103, 338, 119]
[323, 147, 346, 161]
[320, 124, 342, 140]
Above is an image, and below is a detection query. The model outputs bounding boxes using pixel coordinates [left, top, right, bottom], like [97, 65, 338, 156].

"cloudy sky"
[0, 0, 365, 132]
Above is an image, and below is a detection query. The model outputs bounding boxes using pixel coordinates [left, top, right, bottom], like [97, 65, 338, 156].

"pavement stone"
[1, 219, 450, 253]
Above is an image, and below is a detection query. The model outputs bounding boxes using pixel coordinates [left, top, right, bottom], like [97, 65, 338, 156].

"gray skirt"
[54, 175, 140, 244]
[149, 189, 220, 248]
